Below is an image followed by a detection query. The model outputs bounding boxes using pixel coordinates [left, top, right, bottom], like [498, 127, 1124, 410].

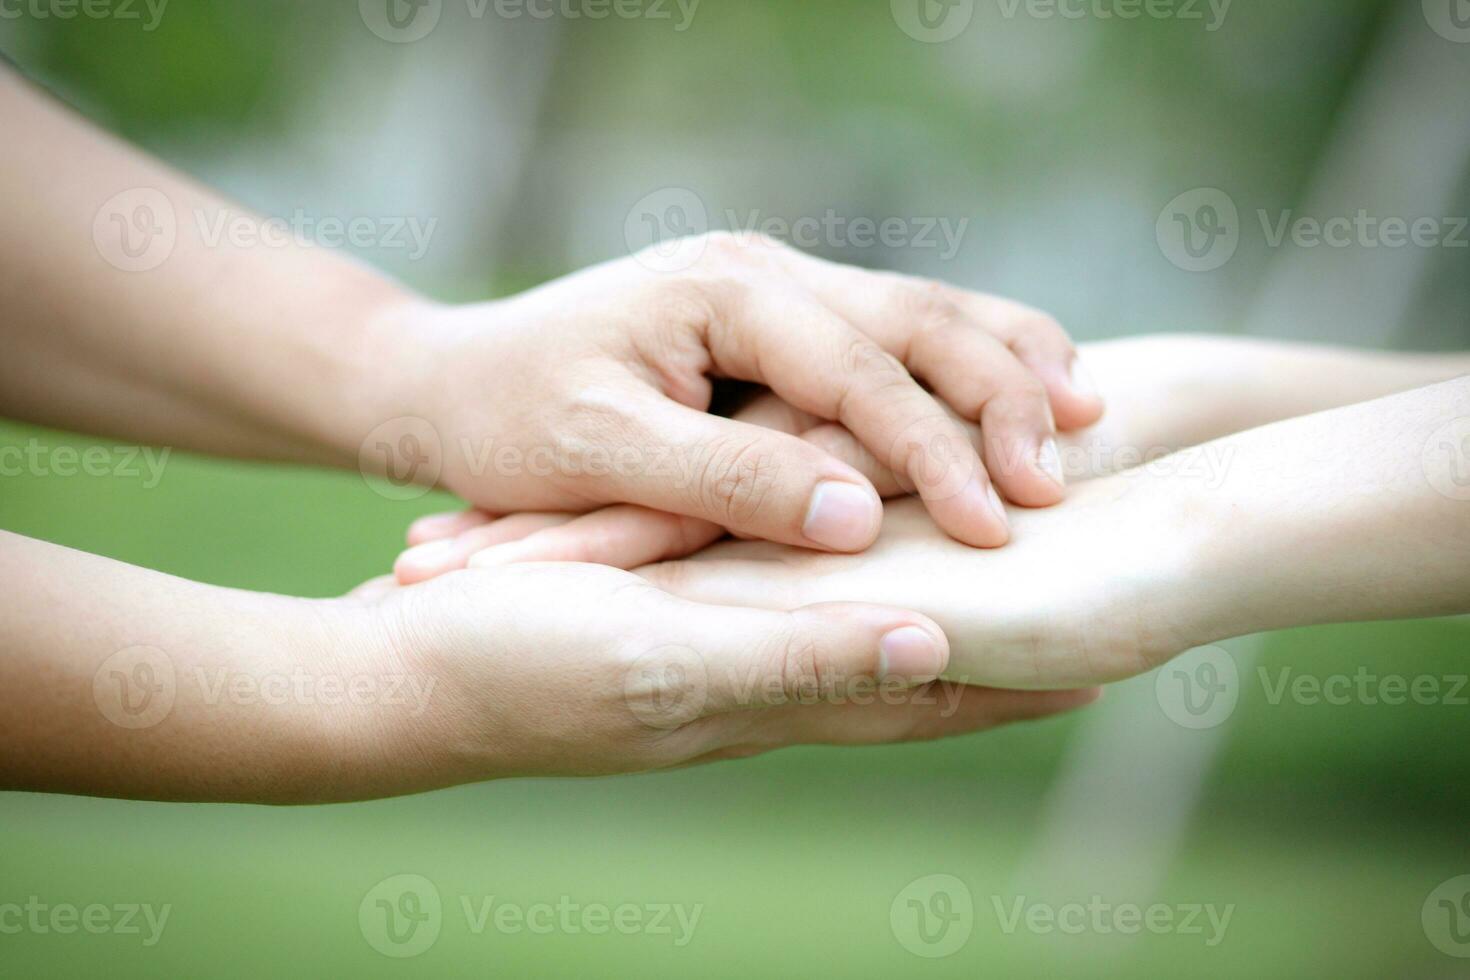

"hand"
[384, 233, 1102, 556]
[636, 487, 1208, 691]
[343, 562, 1100, 788]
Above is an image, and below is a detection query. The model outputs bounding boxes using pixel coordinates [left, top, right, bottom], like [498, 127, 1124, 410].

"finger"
[759, 258, 1063, 507]
[692, 601, 950, 717]
[394, 513, 573, 584]
[704, 286, 1008, 547]
[948, 293, 1105, 431]
[771, 249, 1102, 431]
[595, 394, 885, 553]
[906, 322, 1066, 508]
[406, 508, 494, 546]
[468, 504, 724, 570]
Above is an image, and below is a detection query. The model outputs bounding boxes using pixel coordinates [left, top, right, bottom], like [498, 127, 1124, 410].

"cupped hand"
[386, 233, 1101, 557]
[342, 562, 1100, 787]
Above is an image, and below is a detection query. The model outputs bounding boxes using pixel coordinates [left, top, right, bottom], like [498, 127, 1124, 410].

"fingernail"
[1036, 437, 1065, 487]
[803, 481, 880, 551]
[1069, 358, 1100, 400]
[396, 538, 460, 573]
[879, 626, 946, 682]
[986, 482, 1009, 530]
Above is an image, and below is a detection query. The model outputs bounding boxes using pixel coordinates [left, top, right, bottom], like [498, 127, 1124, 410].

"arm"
[0, 531, 1097, 803]
[1, 66, 1104, 552]
[642, 377, 1470, 689]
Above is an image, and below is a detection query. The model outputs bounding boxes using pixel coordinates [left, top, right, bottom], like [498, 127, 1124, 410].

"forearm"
[1160, 377, 1470, 646]
[0, 69, 426, 467]
[0, 532, 418, 803]
[1066, 335, 1470, 478]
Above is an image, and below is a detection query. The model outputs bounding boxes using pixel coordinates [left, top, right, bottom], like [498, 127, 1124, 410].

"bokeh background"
[3, 1, 1469, 976]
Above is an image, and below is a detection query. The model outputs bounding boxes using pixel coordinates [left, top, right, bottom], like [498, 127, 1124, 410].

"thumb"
[601, 397, 884, 553]
[694, 602, 950, 716]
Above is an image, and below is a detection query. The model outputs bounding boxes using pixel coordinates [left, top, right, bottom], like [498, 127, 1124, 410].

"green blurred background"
[2, 1, 1469, 976]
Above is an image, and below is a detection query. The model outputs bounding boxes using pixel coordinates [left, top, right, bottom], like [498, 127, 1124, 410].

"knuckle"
[762, 623, 827, 704]
[842, 337, 908, 388]
[697, 435, 783, 526]
[985, 385, 1049, 426]
[895, 276, 965, 330]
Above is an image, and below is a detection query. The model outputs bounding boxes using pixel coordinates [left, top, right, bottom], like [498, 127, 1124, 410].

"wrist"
[307, 277, 446, 475]
[1118, 448, 1257, 656]
[265, 594, 454, 801]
